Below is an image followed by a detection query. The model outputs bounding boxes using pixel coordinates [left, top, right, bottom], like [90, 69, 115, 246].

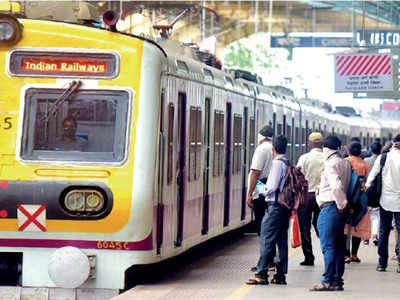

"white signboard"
[334, 53, 393, 92]
[17, 204, 46, 232]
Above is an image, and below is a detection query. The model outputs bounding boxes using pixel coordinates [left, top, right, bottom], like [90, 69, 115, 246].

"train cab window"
[233, 114, 242, 174]
[167, 104, 175, 185]
[20, 88, 129, 163]
[213, 111, 224, 177]
[189, 106, 202, 181]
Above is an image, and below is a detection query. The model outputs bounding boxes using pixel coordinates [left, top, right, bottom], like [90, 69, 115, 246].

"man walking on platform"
[310, 136, 351, 292]
[296, 132, 325, 266]
[366, 134, 400, 273]
[247, 125, 274, 235]
[246, 136, 290, 285]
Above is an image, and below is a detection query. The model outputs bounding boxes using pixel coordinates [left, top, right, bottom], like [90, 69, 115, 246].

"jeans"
[297, 192, 320, 261]
[318, 203, 347, 287]
[378, 207, 400, 268]
[256, 202, 290, 279]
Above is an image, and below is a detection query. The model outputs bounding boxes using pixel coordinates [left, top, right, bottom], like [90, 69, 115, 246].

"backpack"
[346, 168, 368, 226]
[276, 159, 308, 210]
[366, 152, 387, 208]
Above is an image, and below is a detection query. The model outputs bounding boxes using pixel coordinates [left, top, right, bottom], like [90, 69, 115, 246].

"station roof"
[97, 0, 400, 49]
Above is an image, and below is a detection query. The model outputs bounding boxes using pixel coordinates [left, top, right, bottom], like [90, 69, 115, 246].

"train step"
[0, 286, 118, 300]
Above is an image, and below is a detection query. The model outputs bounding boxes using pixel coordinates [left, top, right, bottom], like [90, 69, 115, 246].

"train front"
[0, 3, 165, 295]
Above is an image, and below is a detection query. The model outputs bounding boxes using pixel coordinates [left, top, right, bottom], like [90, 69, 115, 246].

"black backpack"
[366, 153, 387, 208]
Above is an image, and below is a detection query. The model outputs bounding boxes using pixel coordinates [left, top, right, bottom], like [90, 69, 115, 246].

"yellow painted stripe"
[224, 233, 313, 300]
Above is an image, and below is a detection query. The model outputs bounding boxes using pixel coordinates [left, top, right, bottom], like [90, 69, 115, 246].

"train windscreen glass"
[20, 88, 130, 163]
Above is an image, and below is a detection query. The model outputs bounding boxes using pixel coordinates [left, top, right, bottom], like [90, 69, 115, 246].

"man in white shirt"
[366, 134, 400, 273]
[247, 125, 274, 235]
[296, 132, 325, 266]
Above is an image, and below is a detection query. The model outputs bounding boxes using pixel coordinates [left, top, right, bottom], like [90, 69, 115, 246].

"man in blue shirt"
[246, 135, 291, 285]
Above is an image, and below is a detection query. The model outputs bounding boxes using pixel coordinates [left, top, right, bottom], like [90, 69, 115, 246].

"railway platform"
[114, 230, 399, 300]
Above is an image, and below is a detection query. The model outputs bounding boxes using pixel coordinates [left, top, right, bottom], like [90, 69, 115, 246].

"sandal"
[246, 277, 268, 285]
[344, 256, 351, 264]
[309, 283, 331, 291]
[351, 256, 361, 263]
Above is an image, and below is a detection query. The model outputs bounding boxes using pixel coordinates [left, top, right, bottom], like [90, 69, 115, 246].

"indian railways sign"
[334, 53, 393, 93]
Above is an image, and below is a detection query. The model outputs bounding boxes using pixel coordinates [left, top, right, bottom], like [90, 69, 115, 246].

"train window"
[189, 106, 202, 182]
[167, 103, 174, 185]
[203, 69, 214, 81]
[249, 117, 255, 162]
[213, 111, 224, 177]
[233, 114, 242, 174]
[177, 60, 189, 73]
[20, 88, 129, 163]
[277, 124, 282, 135]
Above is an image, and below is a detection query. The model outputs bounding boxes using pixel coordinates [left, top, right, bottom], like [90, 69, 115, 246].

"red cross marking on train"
[17, 205, 46, 232]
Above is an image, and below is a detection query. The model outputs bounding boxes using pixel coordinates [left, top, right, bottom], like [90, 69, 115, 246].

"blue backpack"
[346, 169, 368, 226]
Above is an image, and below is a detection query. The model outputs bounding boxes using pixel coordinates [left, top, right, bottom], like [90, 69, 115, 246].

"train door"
[224, 102, 232, 227]
[156, 89, 165, 254]
[175, 92, 186, 247]
[202, 98, 211, 235]
[241, 107, 248, 220]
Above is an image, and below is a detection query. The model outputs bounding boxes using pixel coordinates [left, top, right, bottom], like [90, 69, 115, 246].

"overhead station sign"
[334, 53, 393, 93]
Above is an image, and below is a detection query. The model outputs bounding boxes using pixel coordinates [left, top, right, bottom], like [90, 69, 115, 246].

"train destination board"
[8, 50, 118, 78]
[334, 53, 393, 93]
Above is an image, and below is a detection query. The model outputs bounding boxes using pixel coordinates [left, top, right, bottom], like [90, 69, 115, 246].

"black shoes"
[376, 265, 386, 272]
[300, 260, 314, 266]
[271, 275, 287, 285]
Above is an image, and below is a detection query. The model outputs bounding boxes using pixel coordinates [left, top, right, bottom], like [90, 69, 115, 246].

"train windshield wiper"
[41, 80, 82, 122]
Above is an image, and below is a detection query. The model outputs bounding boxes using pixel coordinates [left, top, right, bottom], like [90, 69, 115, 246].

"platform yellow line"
[225, 233, 314, 300]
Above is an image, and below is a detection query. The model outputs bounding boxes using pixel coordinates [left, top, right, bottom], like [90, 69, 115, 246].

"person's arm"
[366, 154, 381, 188]
[247, 169, 261, 208]
[263, 160, 285, 198]
[325, 162, 347, 211]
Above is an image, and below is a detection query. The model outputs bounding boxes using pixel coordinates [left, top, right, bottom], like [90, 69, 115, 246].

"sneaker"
[363, 240, 369, 245]
[250, 266, 257, 272]
[376, 265, 386, 272]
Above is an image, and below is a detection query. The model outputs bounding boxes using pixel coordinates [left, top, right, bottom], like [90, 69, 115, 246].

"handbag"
[366, 152, 387, 208]
[289, 210, 302, 248]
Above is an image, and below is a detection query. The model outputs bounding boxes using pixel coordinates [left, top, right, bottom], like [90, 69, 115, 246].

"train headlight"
[86, 193, 104, 211]
[63, 189, 105, 214]
[65, 191, 85, 212]
[0, 13, 22, 45]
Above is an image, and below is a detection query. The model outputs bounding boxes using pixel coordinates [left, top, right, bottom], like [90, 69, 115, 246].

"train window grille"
[233, 114, 242, 174]
[213, 111, 224, 177]
[189, 106, 202, 182]
[167, 103, 174, 185]
[20, 88, 129, 162]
